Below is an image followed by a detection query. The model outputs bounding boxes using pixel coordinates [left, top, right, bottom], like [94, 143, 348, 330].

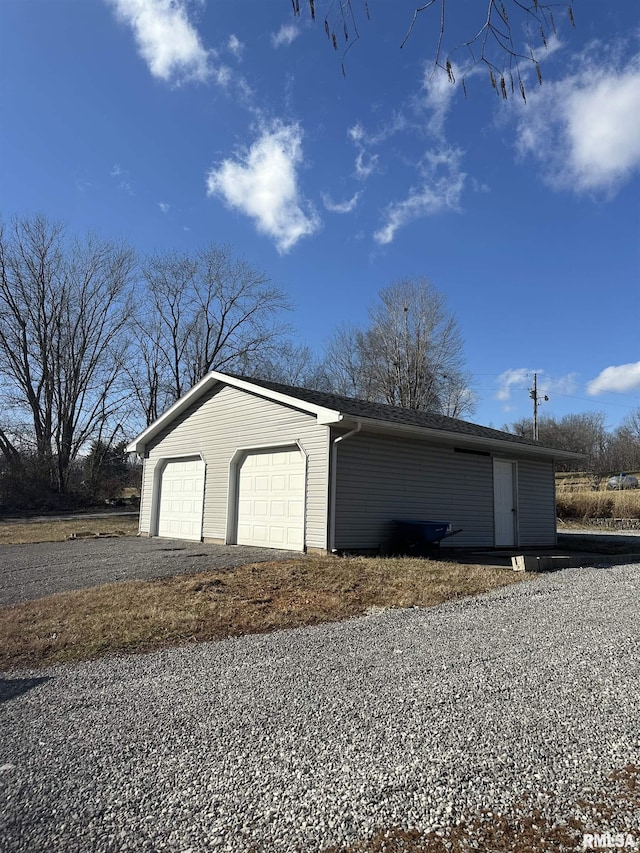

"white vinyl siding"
[333, 432, 495, 550]
[517, 459, 557, 547]
[333, 432, 558, 550]
[140, 385, 330, 549]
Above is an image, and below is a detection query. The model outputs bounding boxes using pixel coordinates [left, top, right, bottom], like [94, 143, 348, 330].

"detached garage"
[127, 372, 578, 552]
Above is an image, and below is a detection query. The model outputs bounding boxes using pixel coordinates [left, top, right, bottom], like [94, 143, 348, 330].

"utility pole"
[529, 373, 549, 441]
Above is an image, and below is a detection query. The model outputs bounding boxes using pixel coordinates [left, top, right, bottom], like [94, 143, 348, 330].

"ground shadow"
[557, 530, 640, 555]
[0, 676, 51, 704]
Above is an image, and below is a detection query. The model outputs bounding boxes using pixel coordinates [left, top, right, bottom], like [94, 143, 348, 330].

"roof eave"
[336, 415, 584, 461]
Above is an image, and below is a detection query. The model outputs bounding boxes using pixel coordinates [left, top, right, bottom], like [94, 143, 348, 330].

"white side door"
[494, 459, 517, 547]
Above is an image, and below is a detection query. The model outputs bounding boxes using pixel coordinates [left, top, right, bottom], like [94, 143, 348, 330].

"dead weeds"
[0, 555, 529, 670]
[0, 516, 139, 544]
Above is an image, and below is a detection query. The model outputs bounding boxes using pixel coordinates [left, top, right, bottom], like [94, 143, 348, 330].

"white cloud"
[206, 122, 321, 253]
[374, 147, 465, 244]
[321, 191, 361, 214]
[495, 368, 533, 402]
[107, 0, 210, 83]
[110, 164, 133, 194]
[272, 23, 300, 48]
[158, 201, 170, 213]
[227, 34, 244, 60]
[515, 47, 640, 194]
[347, 123, 381, 181]
[354, 151, 379, 180]
[421, 66, 457, 136]
[348, 124, 365, 144]
[587, 363, 640, 395]
[494, 369, 578, 407]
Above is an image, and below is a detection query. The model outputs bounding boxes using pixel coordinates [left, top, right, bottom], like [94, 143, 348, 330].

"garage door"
[157, 457, 205, 541]
[236, 447, 304, 550]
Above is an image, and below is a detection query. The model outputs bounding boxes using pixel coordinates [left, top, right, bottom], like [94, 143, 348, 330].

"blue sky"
[1, 0, 639, 431]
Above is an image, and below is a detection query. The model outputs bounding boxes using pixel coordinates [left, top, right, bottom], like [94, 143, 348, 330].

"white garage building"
[126, 372, 577, 553]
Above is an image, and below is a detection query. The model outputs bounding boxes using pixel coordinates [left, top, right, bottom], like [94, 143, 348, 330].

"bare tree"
[324, 323, 377, 400]
[324, 278, 475, 416]
[244, 341, 332, 390]
[294, 0, 574, 100]
[0, 215, 135, 492]
[602, 408, 640, 474]
[507, 412, 608, 473]
[128, 246, 291, 424]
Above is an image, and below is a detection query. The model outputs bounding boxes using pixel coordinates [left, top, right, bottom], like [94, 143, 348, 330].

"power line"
[472, 373, 640, 402]
[474, 387, 639, 410]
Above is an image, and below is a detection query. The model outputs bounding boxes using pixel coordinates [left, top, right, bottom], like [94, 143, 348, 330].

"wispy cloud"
[321, 190, 361, 214]
[347, 63, 469, 244]
[158, 201, 170, 213]
[587, 362, 640, 395]
[495, 368, 534, 403]
[347, 124, 377, 180]
[421, 65, 458, 137]
[514, 44, 640, 194]
[206, 122, 321, 254]
[110, 164, 133, 195]
[272, 22, 300, 49]
[494, 369, 579, 409]
[374, 147, 465, 244]
[227, 34, 244, 61]
[106, 0, 210, 84]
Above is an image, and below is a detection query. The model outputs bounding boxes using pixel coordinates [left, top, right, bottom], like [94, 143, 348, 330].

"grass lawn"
[0, 515, 140, 544]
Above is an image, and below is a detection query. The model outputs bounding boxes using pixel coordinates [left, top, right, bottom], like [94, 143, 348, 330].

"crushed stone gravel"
[1, 562, 639, 852]
[0, 538, 303, 607]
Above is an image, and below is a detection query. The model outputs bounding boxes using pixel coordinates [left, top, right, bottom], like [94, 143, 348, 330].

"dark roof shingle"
[237, 375, 546, 449]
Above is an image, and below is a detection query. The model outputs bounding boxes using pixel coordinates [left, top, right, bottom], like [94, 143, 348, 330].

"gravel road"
[0, 538, 302, 607]
[1, 562, 639, 852]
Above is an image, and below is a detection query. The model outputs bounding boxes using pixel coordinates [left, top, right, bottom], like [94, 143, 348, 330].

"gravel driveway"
[1, 562, 638, 852]
[0, 537, 303, 607]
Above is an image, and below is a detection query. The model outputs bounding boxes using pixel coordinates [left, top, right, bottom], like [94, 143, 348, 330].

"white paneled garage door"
[157, 457, 205, 541]
[236, 447, 305, 550]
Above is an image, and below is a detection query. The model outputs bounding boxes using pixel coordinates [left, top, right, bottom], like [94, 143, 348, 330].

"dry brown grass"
[0, 515, 140, 544]
[556, 488, 640, 521]
[0, 556, 528, 671]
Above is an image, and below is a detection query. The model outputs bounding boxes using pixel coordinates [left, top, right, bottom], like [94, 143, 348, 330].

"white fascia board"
[338, 416, 584, 462]
[216, 373, 342, 425]
[126, 371, 343, 454]
[125, 372, 216, 455]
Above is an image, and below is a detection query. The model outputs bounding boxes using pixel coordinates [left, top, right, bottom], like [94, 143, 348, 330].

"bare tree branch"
[297, 0, 575, 99]
[130, 245, 292, 419]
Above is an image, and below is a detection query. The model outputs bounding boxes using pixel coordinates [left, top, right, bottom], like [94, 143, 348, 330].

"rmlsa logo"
[583, 832, 637, 850]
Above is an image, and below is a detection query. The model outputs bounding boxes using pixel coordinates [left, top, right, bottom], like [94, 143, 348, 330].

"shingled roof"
[128, 370, 581, 459]
[234, 375, 550, 450]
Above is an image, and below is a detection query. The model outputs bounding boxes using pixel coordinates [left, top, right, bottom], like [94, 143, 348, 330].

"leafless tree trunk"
[0, 215, 135, 492]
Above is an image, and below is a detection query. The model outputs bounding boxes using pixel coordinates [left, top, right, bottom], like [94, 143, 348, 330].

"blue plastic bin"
[393, 520, 452, 554]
